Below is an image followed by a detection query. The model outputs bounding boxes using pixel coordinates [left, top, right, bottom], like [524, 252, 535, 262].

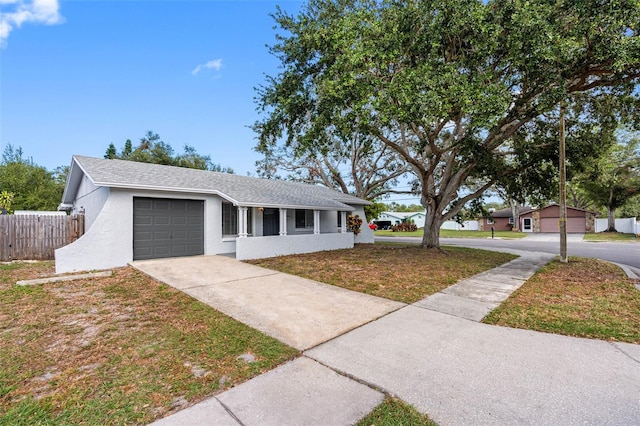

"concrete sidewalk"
[306, 307, 640, 425]
[146, 252, 640, 426]
[416, 250, 554, 321]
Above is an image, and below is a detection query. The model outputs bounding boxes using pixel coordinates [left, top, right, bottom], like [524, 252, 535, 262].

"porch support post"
[238, 206, 248, 238]
[314, 210, 320, 235]
[340, 211, 347, 233]
[279, 208, 287, 236]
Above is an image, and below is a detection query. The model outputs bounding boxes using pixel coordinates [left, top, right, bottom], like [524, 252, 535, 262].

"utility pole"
[559, 102, 568, 263]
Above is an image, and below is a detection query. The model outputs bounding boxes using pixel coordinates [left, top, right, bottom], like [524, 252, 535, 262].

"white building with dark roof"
[55, 156, 372, 273]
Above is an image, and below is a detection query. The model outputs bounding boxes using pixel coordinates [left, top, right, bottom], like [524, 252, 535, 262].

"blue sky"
[1, 0, 305, 176]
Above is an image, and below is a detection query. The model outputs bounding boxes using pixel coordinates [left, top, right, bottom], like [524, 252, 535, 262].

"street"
[376, 234, 640, 272]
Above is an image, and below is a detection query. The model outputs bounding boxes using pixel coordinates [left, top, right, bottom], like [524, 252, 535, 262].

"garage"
[133, 197, 204, 260]
[539, 217, 586, 233]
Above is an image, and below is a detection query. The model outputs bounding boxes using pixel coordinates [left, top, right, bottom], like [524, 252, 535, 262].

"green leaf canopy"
[255, 0, 640, 247]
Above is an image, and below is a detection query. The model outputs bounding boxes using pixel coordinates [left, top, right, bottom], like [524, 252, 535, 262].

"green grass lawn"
[583, 232, 638, 242]
[0, 262, 298, 425]
[375, 229, 528, 239]
[357, 398, 437, 426]
[248, 244, 516, 304]
[483, 258, 640, 343]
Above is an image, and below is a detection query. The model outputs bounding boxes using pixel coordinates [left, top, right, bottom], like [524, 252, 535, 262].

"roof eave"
[60, 157, 88, 205]
[100, 182, 356, 211]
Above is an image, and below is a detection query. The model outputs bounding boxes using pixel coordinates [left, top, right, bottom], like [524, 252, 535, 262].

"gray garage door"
[133, 197, 204, 260]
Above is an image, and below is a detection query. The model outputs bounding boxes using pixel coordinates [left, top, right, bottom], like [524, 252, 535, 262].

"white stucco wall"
[56, 189, 133, 273]
[353, 206, 374, 244]
[55, 189, 233, 274]
[73, 175, 110, 230]
[236, 232, 354, 260]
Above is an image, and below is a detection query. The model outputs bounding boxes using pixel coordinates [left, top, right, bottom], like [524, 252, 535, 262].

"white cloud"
[0, 0, 64, 47]
[192, 58, 223, 76]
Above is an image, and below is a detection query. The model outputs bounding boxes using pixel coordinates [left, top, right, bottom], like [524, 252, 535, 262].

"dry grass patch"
[0, 261, 55, 291]
[0, 263, 298, 425]
[248, 244, 516, 304]
[484, 258, 640, 343]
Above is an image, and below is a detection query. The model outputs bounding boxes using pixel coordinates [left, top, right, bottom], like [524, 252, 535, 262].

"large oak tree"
[255, 131, 412, 200]
[578, 129, 640, 231]
[255, 0, 640, 248]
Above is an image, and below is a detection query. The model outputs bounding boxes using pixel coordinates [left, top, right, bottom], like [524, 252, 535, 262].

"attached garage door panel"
[134, 198, 204, 260]
[539, 217, 585, 233]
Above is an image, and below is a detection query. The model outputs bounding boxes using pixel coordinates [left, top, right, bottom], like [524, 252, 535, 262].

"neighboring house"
[478, 206, 534, 231]
[374, 211, 426, 228]
[479, 205, 596, 233]
[55, 156, 373, 274]
[519, 204, 596, 233]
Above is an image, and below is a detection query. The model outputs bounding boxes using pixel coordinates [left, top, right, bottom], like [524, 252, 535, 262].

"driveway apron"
[130, 255, 404, 351]
[306, 306, 640, 425]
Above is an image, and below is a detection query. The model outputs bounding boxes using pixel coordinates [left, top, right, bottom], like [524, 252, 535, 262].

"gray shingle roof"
[64, 156, 369, 211]
[486, 207, 535, 218]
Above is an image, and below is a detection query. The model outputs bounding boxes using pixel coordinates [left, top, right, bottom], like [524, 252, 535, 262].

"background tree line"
[0, 132, 232, 213]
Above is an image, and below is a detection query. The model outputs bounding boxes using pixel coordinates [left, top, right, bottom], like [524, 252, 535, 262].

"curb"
[16, 270, 113, 286]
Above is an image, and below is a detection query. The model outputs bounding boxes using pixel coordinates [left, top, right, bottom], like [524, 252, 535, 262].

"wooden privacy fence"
[0, 214, 85, 261]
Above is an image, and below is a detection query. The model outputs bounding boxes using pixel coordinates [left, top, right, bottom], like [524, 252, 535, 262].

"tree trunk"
[510, 199, 519, 231]
[421, 205, 442, 249]
[606, 207, 617, 232]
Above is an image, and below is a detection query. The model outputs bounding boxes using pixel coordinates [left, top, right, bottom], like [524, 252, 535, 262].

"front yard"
[2, 242, 638, 424]
[248, 244, 516, 304]
[484, 258, 640, 343]
[0, 262, 297, 425]
[252, 244, 640, 343]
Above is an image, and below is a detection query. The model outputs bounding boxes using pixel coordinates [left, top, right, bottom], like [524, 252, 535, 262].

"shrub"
[347, 214, 363, 235]
[392, 222, 418, 232]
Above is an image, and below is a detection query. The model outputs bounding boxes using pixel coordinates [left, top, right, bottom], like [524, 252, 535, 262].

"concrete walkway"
[142, 252, 640, 426]
[131, 255, 403, 350]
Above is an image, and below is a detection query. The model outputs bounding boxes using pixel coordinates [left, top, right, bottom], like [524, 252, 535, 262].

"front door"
[263, 208, 280, 236]
[522, 217, 533, 233]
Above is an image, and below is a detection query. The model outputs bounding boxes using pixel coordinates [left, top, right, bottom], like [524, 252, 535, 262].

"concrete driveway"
[147, 251, 640, 426]
[522, 233, 585, 242]
[130, 255, 403, 350]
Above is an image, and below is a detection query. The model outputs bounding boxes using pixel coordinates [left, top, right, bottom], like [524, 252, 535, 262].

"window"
[222, 202, 237, 236]
[508, 217, 514, 225]
[222, 203, 252, 236]
[337, 211, 344, 227]
[295, 209, 314, 229]
[246, 209, 252, 234]
[487, 218, 494, 225]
